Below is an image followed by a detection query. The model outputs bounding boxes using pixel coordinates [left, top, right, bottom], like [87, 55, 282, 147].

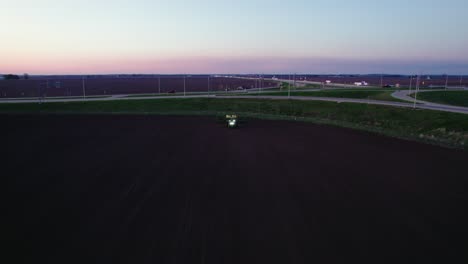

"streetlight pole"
[260, 75, 263, 93]
[294, 73, 296, 90]
[288, 74, 291, 98]
[445, 74, 449, 90]
[183, 75, 186, 97]
[258, 75, 260, 92]
[158, 75, 161, 94]
[409, 76, 413, 93]
[413, 75, 420, 109]
[82, 76, 86, 99]
[45, 79, 49, 101]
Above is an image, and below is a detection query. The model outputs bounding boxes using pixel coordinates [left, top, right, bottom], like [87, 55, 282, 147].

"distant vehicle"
[354, 81, 368, 86]
[382, 84, 393, 88]
[167, 90, 176, 94]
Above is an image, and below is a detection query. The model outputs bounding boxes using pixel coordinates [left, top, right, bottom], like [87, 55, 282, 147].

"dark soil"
[0, 77, 278, 98]
[3, 115, 468, 263]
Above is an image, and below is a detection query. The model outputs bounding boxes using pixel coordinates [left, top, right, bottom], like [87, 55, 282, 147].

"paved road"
[391, 90, 468, 114]
[1, 90, 468, 115]
[278, 78, 381, 89]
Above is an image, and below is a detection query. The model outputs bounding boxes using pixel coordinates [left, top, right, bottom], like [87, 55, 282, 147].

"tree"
[23, 73, 29, 80]
[4, 74, 20, 80]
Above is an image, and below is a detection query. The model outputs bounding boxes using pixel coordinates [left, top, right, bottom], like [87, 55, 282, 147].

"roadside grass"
[246, 89, 406, 102]
[278, 82, 323, 90]
[124, 93, 211, 98]
[0, 98, 467, 150]
[125, 90, 254, 98]
[125, 93, 176, 97]
[411, 91, 468, 107]
[367, 91, 407, 102]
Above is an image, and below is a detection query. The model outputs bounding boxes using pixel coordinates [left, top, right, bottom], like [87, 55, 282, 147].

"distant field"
[0, 77, 279, 98]
[277, 75, 467, 88]
[0, 95, 110, 100]
[412, 91, 468, 107]
[0, 98, 467, 149]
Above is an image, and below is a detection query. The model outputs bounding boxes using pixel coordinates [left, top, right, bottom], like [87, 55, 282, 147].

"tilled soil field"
[3, 115, 468, 264]
[0, 77, 278, 98]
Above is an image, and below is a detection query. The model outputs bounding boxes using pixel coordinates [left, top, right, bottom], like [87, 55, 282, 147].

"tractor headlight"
[228, 119, 237, 128]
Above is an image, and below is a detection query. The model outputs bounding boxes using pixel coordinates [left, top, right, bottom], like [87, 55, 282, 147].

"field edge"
[2, 109, 466, 151]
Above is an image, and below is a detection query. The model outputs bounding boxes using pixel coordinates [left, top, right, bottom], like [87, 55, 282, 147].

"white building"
[325, 80, 332, 84]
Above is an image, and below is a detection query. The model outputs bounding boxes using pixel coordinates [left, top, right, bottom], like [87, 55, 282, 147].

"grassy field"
[279, 82, 323, 90]
[124, 93, 209, 98]
[249, 89, 406, 102]
[411, 91, 468, 107]
[0, 98, 467, 149]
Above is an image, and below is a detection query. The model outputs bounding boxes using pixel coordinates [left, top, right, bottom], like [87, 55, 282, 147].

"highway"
[391, 89, 468, 114]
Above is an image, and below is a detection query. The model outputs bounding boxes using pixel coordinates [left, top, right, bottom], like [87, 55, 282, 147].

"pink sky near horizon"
[2, 1, 468, 75]
[2, 55, 468, 75]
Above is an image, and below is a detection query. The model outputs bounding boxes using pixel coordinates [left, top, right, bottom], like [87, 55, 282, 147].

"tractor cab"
[226, 114, 238, 128]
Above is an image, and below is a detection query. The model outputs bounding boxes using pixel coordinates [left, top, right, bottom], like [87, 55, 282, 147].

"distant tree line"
[1, 74, 29, 80]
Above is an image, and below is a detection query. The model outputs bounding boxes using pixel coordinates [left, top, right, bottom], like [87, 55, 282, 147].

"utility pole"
[258, 75, 261, 91]
[158, 75, 161, 94]
[288, 74, 291, 98]
[208, 76, 210, 94]
[293, 73, 296, 90]
[183, 75, 186, 97]
[82, 76, 86, 99]
[460, 75, 463, 86]
[380, 74, 383, 88]
[45, 79, 49, 100]
[409, 76, 413, 93]
[413, 75, 420, 109]
[37, 82, 41, 104]
[445, 74, 449, 90]
[260, 75, 263, 93]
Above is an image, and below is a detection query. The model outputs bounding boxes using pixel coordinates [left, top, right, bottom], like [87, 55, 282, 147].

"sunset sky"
[1, 0, 468, 74]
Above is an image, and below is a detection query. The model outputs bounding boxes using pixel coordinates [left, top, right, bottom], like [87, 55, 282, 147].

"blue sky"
[1, 0, 467, 74]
